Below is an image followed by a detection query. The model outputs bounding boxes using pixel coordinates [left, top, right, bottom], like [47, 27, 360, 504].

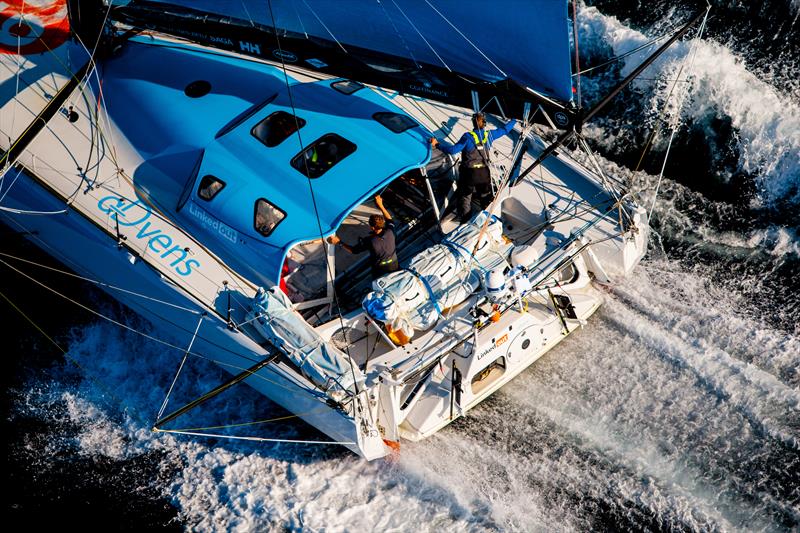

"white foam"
[696, 224, 800, 258]
[29, 316, 500, 530]
[13, 260, 793, 533]
[578, 5, 800, 205]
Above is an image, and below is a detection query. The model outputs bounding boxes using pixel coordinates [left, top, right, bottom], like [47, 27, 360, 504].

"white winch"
[484, 268, 509, 303]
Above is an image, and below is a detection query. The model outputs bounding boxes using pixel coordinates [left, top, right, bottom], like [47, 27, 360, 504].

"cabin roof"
[202, 77, 430, 245]
[105, 36, 429, 284]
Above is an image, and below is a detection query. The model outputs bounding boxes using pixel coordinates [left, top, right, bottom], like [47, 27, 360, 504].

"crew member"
[327, 195, 399, 277]
[305, 141, 338, 176]
[431, 112, 516, 222]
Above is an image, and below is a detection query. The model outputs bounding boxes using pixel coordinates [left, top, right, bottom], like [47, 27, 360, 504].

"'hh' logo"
[98, 195, 200, 277]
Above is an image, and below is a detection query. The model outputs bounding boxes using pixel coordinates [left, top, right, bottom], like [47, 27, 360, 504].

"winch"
[484, 268, 508, 303]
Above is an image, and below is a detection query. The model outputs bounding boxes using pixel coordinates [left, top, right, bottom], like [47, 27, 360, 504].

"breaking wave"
[577, 4, 800, 206]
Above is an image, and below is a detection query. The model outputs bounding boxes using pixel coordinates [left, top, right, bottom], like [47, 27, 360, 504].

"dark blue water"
[3, 1, 799, 530]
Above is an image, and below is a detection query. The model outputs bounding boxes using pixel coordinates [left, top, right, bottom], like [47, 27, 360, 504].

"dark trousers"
[456, 166, 492, 222]
[371, 255, 399, 278]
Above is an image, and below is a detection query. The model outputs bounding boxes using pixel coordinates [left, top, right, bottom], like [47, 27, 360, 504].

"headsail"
[110, 0, 577, 127]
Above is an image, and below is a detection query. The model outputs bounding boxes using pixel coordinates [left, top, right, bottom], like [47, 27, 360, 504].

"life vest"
[463, 129, 491, 168]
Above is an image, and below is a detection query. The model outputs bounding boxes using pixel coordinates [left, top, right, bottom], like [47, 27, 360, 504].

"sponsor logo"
[209, 35, 234, 46]
[272, 48, 297, 62]
[477, 332, 510, 360]
[240, 41, 261, 55]
[175, 29, 233, 46]
[554, 111, 569, 127]
[476, 345, 494, 360]
[187, 202, 239, 244]
[0, 0, 69, 55]
[97, 195, 200, 277]
[305, 57, 327, 68]
[408, 83, 448, 97]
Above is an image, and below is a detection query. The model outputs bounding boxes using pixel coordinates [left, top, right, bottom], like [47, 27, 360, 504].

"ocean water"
[3, 1, 799, 531]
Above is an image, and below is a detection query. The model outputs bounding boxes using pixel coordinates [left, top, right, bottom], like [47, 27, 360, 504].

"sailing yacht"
[0, 0, 702, 459]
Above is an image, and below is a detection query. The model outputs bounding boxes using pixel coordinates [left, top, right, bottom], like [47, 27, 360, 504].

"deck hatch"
[251, 110, 306, 148]
[373, 112, 418, 133]
[331, 79, 364, 95]
[290, 133, 357, 179]
[184, 80, 211, 98]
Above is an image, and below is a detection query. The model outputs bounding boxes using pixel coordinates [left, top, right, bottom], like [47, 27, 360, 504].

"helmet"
[472, 112, 486, 128]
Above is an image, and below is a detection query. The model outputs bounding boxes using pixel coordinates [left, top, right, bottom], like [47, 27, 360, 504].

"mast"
[66, 0, 107, 47]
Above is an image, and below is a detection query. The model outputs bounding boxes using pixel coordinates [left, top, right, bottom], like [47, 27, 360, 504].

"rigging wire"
[0, 205, 68, 215]
[378, 0, 421, 69]
[266, 0, 362, 395]
[0, 250, 201, 314]
[0, 279, 339, 446]
[0, 254, 317, 396]
[238, 0, 257, 28]
[389, 0, 451, 72]
[574, 34, 667, 77]
[291, 0, 309, 38]
[1, 46, 121, 214]
[6, 1, 26, 168]
[402, 95, 459, 143]
[0, 287, 152, 427]
[71, 2, 119, 180]
[298, 0, 347, 53]
[152, 428, 355, 446]
[648, 5, 710, 219]
[162, 404, 333, 433]
[1, 212, 262, 377]
[156, 313, 205, 420]
[0, 1, 115, 174]
[572, 0, 582, 108]
[423, 0, 506, 78]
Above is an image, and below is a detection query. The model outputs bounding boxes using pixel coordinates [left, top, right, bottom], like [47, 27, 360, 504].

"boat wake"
[578, 3, 800, 207]
[8, 246, 799, 531]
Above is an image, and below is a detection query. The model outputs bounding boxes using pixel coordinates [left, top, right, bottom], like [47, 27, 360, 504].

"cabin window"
[252, 111, 306, 148]
[331, 79, 364, 95]
[291, 134, 357, 179]
[197, 175, 225, 201]
[373, 112, 418, 133]
[254, 198, 285, 236]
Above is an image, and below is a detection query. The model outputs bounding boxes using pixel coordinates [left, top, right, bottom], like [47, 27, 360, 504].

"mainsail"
[110, 0, 578, 127]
